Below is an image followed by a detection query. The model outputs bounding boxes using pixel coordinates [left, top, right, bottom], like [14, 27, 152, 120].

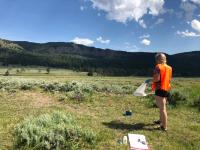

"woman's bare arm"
[153, 73, 160, 82]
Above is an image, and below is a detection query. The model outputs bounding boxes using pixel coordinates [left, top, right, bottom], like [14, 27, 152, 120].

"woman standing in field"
[146, 53, 172, 131]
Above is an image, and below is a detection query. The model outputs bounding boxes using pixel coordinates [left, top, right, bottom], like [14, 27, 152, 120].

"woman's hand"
[145, 79, 152, 85]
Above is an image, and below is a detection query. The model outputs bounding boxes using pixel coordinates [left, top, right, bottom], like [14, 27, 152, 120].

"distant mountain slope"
[0, 39, 23, 52]
[0, 38, 200, 76]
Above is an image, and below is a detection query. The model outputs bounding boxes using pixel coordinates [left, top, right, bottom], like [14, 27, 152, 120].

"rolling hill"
[0, 38, 200, 76]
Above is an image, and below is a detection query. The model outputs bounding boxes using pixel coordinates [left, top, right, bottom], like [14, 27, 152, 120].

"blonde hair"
[155, 53, 167, 64]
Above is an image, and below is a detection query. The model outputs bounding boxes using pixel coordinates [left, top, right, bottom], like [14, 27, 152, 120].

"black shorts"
[155, 89, 170, 98]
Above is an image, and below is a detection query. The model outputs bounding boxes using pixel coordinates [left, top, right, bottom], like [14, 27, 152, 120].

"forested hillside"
[0, 39, 200, 76]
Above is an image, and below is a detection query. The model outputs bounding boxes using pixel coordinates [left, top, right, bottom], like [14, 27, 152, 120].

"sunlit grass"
[0, 67, 199, 150]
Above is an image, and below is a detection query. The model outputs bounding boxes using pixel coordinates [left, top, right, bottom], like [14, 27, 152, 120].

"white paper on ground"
[128, 134, 149, 150]
[133, 83, 147, 97]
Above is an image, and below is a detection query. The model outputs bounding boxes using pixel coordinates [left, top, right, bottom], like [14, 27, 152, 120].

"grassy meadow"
[0, 67, 199, 150]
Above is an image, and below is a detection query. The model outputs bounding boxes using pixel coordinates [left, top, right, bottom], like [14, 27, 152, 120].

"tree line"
[0, 39, 200, 76]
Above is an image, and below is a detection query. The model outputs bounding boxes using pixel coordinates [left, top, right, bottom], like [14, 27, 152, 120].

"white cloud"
[71, 37, 94, 46]
[139, 34, 150, 39]
[141, 39, 151, 46]
[155, 18, 164, 25]
[177, 30, 200, 37]
[182, 0, 200, 5]
[163, 8, 174, 15]
[176, 19, 200, 38]
[191, 19, 200, 32]
[180, 1, 197, 20]
[89, 0, 165, 24]
[191, 0, 200, 4]
[124, 42, 139, 51]
[96, 36, 110, 44]
[138, 19, 147, 28]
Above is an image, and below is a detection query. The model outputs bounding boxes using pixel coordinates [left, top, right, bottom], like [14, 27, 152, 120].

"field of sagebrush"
[0, 67, 199, 150]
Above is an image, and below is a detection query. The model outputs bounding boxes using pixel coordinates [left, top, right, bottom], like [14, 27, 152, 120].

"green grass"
[0, 67, 200, 150]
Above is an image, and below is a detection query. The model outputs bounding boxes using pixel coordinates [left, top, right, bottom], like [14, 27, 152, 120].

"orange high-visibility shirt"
[152, 64, 172, 91]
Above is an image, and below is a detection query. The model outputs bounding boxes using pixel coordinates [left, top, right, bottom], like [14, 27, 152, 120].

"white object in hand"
[133, 83, 147, 97]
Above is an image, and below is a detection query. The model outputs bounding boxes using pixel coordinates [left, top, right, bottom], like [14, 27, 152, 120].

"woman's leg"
[155, 96, 161, 122]
[155, 96, 167, 129]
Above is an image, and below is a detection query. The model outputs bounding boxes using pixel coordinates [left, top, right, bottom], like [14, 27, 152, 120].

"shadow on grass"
[102, 120, 159, 131]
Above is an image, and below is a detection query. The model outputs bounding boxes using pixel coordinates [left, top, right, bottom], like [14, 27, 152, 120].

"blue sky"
[0, 0, 200, 54]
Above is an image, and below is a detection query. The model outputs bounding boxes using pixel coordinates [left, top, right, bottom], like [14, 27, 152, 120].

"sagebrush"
[0, 79, 136, 101]
[14, 111, 97, 150]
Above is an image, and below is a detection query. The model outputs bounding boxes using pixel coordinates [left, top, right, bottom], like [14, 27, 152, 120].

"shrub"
[66, 81, 93, 101]
[91, 83, 135, 95]
[144, 91, 188, 108]
[13, 111, 96, 150]
[66, 90, 85, 101]
[0, 79, 18, 90]
[46, 68, 50, 74]
[20, 83, 35, 90]
[67, 81, 81, 91]
[42, 82, 60, 92]
[144, 94, 157, 108]
[193, 97, 200, 111]
[58, 95, 66, 101]
[87, 71, 93, 76]
[16, 69, 20, 73]
[168, 91, 187, 107]
[4, 70, 9, 76]
[20, 68, 25, 72]
[121, 85, 136, 94]
[0, 79, 136, 101]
